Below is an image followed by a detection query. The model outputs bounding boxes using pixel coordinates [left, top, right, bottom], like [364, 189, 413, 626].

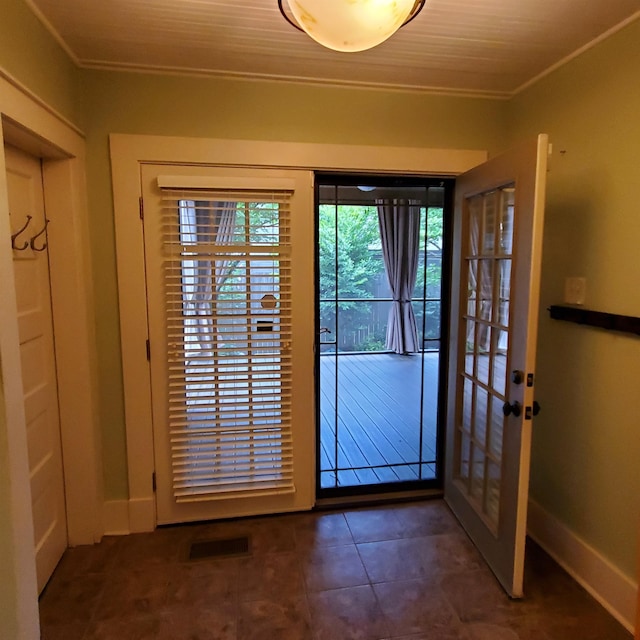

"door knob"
[533, 400, 541, 416]
[502, 401, 522, 417]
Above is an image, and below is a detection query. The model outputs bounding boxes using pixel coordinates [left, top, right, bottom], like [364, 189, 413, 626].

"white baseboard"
[103, 497, 156, 535]
[527, 498, 637, 634]
[128, 497, 156, 533]
[102, 500, 131, 536]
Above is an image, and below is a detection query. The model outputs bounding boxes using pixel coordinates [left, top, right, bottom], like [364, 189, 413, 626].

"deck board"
[320, 352, 440, 489]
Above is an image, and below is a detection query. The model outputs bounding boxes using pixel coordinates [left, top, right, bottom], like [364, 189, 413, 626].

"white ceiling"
[26, 0, 640, 98]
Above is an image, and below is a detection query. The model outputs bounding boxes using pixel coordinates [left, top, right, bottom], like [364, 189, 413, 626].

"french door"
[141, 165, 315, 525]
[445, 135, 548, 597]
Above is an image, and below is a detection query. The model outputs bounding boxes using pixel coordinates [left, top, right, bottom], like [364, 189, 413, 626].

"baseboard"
[103, 497, 156, 535]
[527, 498, 637, 634]
[102, 500, 131, 535]
[128, 497, 156, 533]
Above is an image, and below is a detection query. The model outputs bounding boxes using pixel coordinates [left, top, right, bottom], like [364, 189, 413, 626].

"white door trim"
[110, 132, 487, 532]
[0, 65, 103, 636]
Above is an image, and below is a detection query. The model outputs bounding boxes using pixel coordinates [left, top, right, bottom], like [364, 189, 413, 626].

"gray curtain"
[377, 198, 421, 354]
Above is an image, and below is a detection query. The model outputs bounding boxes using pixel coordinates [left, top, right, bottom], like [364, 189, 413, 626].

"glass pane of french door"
[317, 177, 452, 495]
[457, 187, 514, 530]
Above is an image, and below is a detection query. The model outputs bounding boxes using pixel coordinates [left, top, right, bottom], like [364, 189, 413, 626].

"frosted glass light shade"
[286, 0, 418, 52]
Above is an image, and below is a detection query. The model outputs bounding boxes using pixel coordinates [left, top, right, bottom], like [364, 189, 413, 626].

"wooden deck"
[319, 352, 440, 489]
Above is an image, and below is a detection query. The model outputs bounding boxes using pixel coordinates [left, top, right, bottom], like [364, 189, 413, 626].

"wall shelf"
[548, 305, 640, 337]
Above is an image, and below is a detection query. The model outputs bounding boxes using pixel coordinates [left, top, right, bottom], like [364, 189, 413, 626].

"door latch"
[502, 401, 522, 418]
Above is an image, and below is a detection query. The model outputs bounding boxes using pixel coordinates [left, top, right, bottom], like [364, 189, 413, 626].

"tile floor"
[39, 500, 632, 639]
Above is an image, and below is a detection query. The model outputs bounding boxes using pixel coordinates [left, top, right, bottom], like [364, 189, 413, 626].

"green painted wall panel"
[508, 18, 640, 580]
[0, 0, 82, 126]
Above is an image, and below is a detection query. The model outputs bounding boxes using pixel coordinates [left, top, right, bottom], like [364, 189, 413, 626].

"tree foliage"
[319, 204, 444, 352]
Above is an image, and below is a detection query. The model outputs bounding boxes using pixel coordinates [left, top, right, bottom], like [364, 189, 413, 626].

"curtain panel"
[377, 199, 421, 354]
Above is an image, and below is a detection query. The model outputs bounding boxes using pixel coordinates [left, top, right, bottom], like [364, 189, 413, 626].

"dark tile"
[111, 527, 185, 569]
[425, 532, 485, 575]
[542, 610, 633, 640]
[53, 536, 121, 580]
[357, 537, 434, 583]
[393, 501, 462, 538]
[468, 616, 553, 640]
[439, 568, 527, 625]
[249, 517, 299, 555]
[165, 560, 238, 609]
[37, 501, 632, 640]
[237, 595, 312, 640]
[92, 566, 171, 621]
[373, 578, 462, 637]
[238, 551, 304, 602]
[301, 543, 369, 592]
[344, 506, 406, 543]
[391, 630, 470, 640]
[84, 613, 163, 639]
[522, 539, 616, 619]
[40, 620, 89, 640]
[463, 622, 520, 640]
[308, 584, 389, 640]
[158, 605, 237, 640]
[39, 573, 105, 626]
[294, 511, 354, 549]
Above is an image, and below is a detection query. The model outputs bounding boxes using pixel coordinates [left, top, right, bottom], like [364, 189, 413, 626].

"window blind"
[159, 185, 294, 502]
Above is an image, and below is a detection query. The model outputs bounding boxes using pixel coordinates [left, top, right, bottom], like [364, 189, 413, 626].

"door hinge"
[152, 472, 156, 492]
[139, 196, 144, 220]
[527, 372, 534, 387]
[146, 339, 151, 361]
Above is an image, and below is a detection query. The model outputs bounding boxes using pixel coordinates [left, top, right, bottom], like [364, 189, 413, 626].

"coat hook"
[11, 215, 33, 251]
[30, 218, 50, 252]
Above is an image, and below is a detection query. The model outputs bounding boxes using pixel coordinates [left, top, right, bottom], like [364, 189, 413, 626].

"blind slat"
[160, 185, 295, 503]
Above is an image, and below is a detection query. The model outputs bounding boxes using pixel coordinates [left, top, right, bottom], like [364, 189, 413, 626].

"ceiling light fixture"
[278, 0, 425, 53]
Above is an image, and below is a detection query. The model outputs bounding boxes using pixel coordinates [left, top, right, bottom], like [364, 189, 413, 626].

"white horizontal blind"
[160, 185, 294, 502]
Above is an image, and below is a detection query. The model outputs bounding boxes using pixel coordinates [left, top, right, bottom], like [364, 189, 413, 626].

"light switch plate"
[564, 277, 586, 305]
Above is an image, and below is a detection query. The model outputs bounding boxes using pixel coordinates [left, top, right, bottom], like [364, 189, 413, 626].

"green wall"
[508, 18, 640, 579]
[79, 69, 508, 499]
[0, 0, 82, 125]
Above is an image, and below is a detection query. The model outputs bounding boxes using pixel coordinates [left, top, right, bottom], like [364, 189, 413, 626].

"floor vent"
[187, 536, 250, 561]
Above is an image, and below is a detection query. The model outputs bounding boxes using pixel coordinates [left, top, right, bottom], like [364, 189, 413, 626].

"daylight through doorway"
[316, 176, 453, 496]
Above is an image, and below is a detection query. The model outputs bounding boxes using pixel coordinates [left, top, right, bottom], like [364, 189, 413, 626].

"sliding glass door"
[316, 176, 453, 497]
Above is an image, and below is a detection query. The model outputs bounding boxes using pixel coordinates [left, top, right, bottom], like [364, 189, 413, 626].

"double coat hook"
[30, 218, 50, 252]
[11, 214, 32, 250]
[10, 214, 50, 252]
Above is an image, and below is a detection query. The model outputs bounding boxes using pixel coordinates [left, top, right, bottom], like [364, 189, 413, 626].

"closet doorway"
[5, 143, 67, 591]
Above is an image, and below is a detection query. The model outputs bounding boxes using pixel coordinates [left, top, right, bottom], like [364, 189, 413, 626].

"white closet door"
[5, 143, 67, 592]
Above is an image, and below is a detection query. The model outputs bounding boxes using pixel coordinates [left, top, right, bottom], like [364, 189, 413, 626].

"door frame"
[110, 132, 487, 531]
[0, 69, 102, 634]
